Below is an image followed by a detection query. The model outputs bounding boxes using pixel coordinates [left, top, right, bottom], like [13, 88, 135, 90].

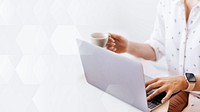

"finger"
[109, 33, 120, 41]
[106, 46, 111, 50]
[146, 81, 162, 93]
[106, 42, 115, 49]
[108, 36, 115, 42]
[145, 77, 160, 87]
[161, 91, 173, 103]
[106, 42, 113, 48]
[113, 48, 117, 52]
[106, 37, 115, 46]
[147, 86, 166, 101]
[106, 45, 113, 50]
[108, 46, 115, 51]
[106, 42, 116, 46]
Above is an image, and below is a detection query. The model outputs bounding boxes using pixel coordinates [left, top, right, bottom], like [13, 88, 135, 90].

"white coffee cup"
[91, 33, 109, 47]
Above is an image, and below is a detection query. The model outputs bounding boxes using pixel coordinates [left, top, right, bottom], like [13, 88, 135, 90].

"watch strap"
[184, 74, 196, 91]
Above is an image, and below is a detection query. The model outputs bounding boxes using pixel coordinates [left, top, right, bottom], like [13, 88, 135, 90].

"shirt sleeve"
[145, 0, 165, 61]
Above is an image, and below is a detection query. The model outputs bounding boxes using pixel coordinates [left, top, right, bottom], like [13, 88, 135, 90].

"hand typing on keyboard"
[145, 76, 187, 103]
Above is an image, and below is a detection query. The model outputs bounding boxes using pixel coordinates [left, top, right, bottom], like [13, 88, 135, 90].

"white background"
[0, 0, 168, 112]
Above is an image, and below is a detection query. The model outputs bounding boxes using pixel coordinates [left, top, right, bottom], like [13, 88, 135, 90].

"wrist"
[183, 73, 196, 91]
[181, 75, 188, 90]
[126, 41, 130, 53]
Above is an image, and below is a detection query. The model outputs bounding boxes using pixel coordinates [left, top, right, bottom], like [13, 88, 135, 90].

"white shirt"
[146, 0, 200, 76]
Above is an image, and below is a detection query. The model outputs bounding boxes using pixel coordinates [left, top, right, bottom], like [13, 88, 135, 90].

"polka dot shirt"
[146, 0, 200, 76]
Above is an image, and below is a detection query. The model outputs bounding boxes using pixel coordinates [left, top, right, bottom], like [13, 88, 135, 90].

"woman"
[106, 0, 200, 111]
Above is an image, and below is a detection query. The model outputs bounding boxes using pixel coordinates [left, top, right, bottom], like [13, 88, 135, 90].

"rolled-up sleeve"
[145, 0, 165, 61]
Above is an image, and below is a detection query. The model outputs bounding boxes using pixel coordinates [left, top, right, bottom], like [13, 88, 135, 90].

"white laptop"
[76, 39, 166, 112]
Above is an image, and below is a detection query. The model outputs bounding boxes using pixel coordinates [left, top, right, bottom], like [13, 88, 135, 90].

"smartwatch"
[184, 73, 196, 91]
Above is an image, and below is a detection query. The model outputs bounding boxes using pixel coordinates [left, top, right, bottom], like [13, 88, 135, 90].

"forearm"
[126, 41, 157, 61]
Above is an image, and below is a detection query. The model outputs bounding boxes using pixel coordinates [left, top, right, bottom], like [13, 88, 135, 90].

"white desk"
[68, 74, 169, 112]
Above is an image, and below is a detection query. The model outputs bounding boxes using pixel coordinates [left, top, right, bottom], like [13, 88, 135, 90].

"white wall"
[0, 0, 168, 112]
[69, 0, 158, 42]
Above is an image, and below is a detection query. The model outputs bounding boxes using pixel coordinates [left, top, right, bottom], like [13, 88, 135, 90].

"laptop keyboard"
[147, 90, 166, 109]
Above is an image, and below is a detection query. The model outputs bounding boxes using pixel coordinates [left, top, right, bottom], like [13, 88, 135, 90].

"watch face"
[186, 73, 196, 82]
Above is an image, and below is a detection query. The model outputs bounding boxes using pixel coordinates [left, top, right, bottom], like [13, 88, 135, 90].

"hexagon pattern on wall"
[0, 0, 163, 112]
[0, 0, 85, 112]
